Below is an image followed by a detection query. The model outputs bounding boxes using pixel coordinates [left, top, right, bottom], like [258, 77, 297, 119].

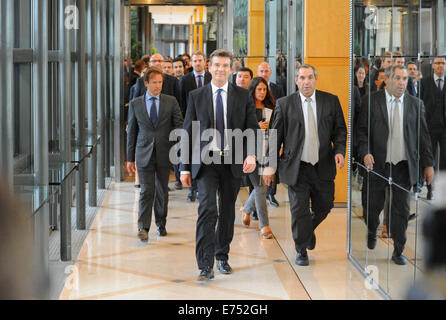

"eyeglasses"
[434, 62, 445, 65]
[150, 60, 163, 63]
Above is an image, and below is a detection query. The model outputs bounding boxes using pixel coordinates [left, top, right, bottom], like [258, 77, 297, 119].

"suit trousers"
[361, 161, 411, 255]
[288, 162, 335, 253]
[195, 163, 241, 270]
[429, 128, 446, 171]
[137, 150, 171, 232]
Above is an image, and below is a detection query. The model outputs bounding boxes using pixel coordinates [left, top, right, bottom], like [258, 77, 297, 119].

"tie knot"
[394, 98, 400, 104]
[305, 98, 312, 103]
[197, 75, 202, 78]
[217, 88, 223, 94]
[150, 97, 156, 102]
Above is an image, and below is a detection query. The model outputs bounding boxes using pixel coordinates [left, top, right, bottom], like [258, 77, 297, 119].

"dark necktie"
[216, 89, 225, 150]
[197, 75, 203, 88]
[438, 78, 443, 91]
[149, 97, 158, 126]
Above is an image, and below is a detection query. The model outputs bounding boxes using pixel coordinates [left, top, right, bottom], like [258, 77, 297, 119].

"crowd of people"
[122, 47, 443, 280]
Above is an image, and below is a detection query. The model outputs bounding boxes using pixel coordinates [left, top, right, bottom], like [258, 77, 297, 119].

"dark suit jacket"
[420, 76, 446, 131]
[180, 82, 260, 179]
[357, 90, 433, 186]
[268, 90, 347, 186]
[133, 74, 182, 110]
[127, 93, 184, 169]
[179, 71, 212, 116]
[269, 82, 285, 100]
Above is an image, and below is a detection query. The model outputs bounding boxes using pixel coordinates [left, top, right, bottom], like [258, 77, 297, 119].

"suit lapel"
[140, 94, 155, 129]
[315, 90, 323, 128]
[205, 72, 212, 85]
[204, 84, 214, 128]
[226, 83, 234, 129]
[294, 93, 304, 127]
[157, 94, 166, 127]
[190, 73, 198, 90]
[378, 90, 389, 130]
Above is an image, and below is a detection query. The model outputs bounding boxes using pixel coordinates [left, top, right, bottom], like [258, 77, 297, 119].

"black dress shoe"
[295, 249, 309, 266]
[174, 181, 183, 190]
[427, 184, 433, 200]
[216, 260, 232, 274]
[198, 267, 214, 281]
[134, 184, 141, 189]
[367, 232, 377, 250]
[157, 226, 167, 237]
[268, 195, 279, 207]
[391, 253, 407, 265]
[408, 213, 417, 222]
[187, 192, 196, 202]
[307, 232, 316, 250]
[252, 210, 258, 221]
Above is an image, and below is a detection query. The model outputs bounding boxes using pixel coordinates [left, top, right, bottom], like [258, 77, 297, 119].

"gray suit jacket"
[127, 93, 184, 168]
[269, 90, 347, 186]
[357, 90, 433, 186]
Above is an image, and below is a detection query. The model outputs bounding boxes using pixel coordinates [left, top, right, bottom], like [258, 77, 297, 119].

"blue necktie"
[197, 75, 203, 88]
[149, 97, 158, 126]
[216, 89, 225, 150]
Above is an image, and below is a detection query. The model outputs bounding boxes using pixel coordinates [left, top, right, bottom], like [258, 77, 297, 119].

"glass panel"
[233, 0, 248, 57]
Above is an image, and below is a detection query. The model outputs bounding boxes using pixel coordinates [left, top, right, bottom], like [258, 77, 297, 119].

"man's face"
[407, 64, 418, 79]
[162, 62, 173, 75]
[382, 57, 393, 69]
[385, 68, 408, 98]
[209, 56, 231, 85]
[144, 73, 164, 96]
[432, 58, 446, 77]
[183, 55, 190, 66]
[149, 54, 164, 69]
[173, 61, 184, 78]
[394, 57, 405, 66]
[375, 72, 386, 89]
[235, 71, 252, 89]
[191, 54, 205, 73]
[257, 63, 272, 83]
[295, 67, 317, 98]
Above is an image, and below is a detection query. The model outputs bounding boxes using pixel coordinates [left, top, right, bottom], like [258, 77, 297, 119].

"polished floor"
[59, 175, 382, 300]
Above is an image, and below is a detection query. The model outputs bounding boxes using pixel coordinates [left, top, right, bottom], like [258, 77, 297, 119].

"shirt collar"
[211, 81, 229, 94]
[385, 88, 404, 104]
[193, 70, 205, 78]
[434, 73, 444, 82]
[146, 92, 160, 101]
[299, 90, 316, 105]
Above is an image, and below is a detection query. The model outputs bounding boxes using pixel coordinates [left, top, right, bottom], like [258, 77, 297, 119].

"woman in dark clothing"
[240, 77, 276, 239]
[354, 64, 369, 97]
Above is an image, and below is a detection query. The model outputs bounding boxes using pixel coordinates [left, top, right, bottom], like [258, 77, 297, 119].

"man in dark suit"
[257, 61, 285, 207]
[178, 51, 212, 202]
[263, 64, 347, 266]
[180, 49, 259, 280]
[127, 67, 184, 242]
[420, 56, 446, 200]
[132, 53, 182, 109]
[357, 65, 434, 265]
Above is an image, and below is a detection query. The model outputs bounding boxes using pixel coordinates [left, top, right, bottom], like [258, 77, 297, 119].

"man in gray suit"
[263, 64, 347, 266]
[127, 67, 184, 242]
[357, 65, 434, 265]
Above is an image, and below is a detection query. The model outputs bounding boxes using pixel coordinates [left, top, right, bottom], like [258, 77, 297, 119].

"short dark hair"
[141, 55, 151, 64]
[237, 67, 253, 79]
[134, 60, 145, 72]
[373, 68, 385, 82]
[144, 67, 164, 83]
[209, 49, 233, 66]
[172, 57, 185, 67]
[406, 61, 417, 68]
[182, 53, 191, 60]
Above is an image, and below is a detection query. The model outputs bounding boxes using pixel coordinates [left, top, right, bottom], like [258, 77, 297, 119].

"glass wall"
[350, 0, 442, 299]
[0, 0, 124, 298]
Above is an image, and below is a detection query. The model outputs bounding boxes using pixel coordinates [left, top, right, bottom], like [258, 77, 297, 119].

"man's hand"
[424, 166, 434, 185]
[127, 162, 136, 175]
[181, 173, 192, 187]
[243, 155, 256, 173]
[364, 154, 375, 170]
[335, 154, 345, 170]
[259, 121, 269, 130]
[262, 166, 276, 186]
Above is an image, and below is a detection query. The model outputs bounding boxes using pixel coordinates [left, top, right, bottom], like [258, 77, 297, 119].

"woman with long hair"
[240, 77, 275, 239]
[354, 64, 369, 97]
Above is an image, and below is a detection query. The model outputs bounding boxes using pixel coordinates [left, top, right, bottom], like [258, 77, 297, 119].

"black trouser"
[266, 173, 278, 196]
[287, 162, 334, 253]
[137, 151, 171, 232]
[429, 128, 446, 172]
[362, 161, 411, 255]
[195, 163, 241, 270]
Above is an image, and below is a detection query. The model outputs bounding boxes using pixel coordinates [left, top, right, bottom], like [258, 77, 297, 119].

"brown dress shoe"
[240, 207, 250, 227]
[261, 226, 273, 239]
[138, 229, 148, 241]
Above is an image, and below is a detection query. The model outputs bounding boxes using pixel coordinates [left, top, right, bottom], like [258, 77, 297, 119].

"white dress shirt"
[193, 70, 206, 88]
[299, 91, 319, 164]
[384, 89, 406, 163]
[434, 73, 444, 90]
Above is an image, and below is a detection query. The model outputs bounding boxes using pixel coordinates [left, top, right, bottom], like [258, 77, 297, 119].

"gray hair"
[295, 64, 318, 78]
[384, 65, 407, 79]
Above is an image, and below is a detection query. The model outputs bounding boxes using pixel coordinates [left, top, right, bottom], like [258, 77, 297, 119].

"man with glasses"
[420, 57, 446, 200]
